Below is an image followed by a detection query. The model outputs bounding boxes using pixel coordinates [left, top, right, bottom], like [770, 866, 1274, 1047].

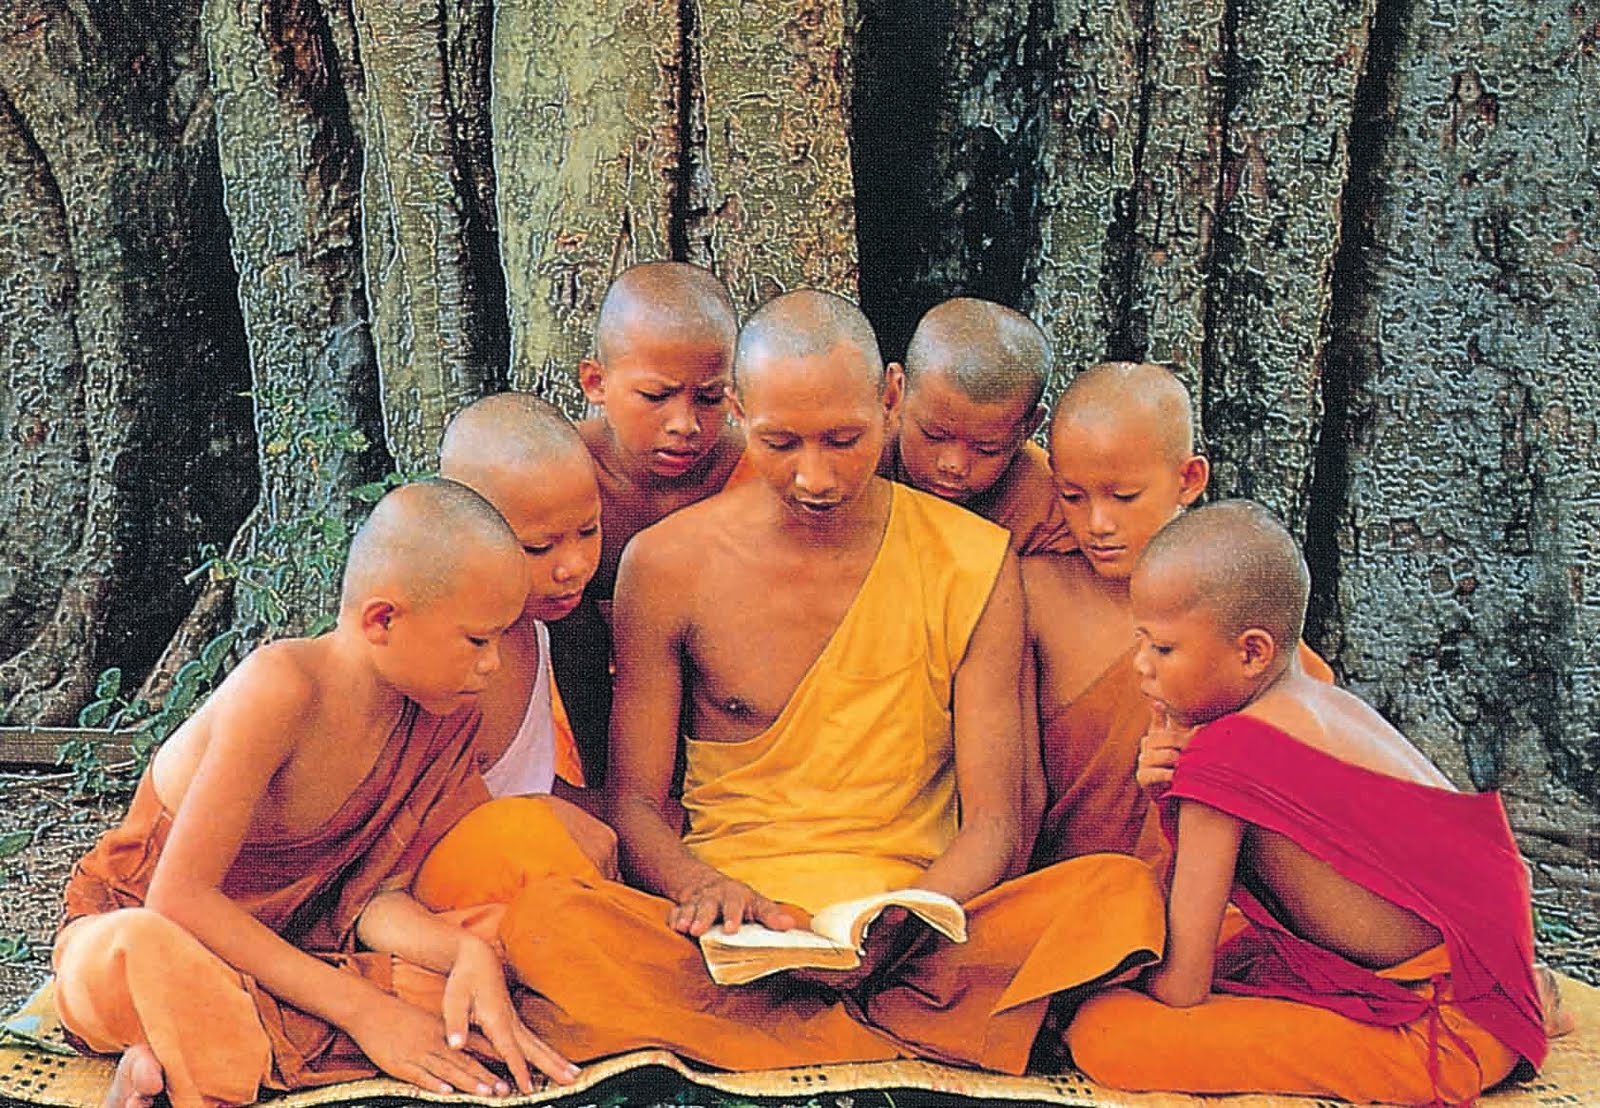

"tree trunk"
[199, 0, 391, 639]
[350, 0, 503, 469]
[491, 0, 679, 408]
[1319, 0, 1600, 883]
[0, 0, 255, 724]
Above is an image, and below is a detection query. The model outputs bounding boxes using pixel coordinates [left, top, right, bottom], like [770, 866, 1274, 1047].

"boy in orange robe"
[422, 291, 1164, 1074]
[1065, 500, 1568, 1104]
[1026, 362, 1332, 875]
[52, 482, 580, 1108]
[879, 297, 1075, 555]
[548, 261, 746, 783]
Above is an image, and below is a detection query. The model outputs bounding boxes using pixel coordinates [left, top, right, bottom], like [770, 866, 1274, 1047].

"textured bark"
[202, 0, 391, 634]
[693, 0, 860, 307]
[1199, 0, 1376, 526]
[350, 0, 502, 468]
[492, 0, 679, 410]
[1321, 0, 1600, 881]
[1125, 0, 1227, 398]
[0, 0, 254, 723]
[1031, 0, 1142, 389]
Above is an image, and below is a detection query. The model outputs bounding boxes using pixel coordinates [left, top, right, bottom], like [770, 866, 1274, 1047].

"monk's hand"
[668, 873, 796, 937]
[441, 934, 580, 1091]
[790, 906, 919, 993]
[544, 796, 620, 881]
[1136, 707, 1194, 794]
[349, 991, 512, 1097]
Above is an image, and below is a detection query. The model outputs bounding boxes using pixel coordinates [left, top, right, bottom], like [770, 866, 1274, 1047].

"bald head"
[1051, 361, 1195, 461]
[594, 261, 738, 364]
[440, 392, 589, 489]
[1136, 500, 1310, 649]
[341, 479, 521, 612]
[733, 289, 884, 398]
[905, 298, 1052, 408]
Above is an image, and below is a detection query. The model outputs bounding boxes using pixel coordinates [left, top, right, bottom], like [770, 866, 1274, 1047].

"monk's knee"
[417, 796, 598, 910]
[1063, 988, 1162, 1086]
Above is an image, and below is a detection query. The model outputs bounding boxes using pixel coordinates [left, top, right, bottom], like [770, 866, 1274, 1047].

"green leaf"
[95, 667, 123, 699]
[305, 613, 337, 637]
[0, 831, 31, 858]
[200, 630, 240, 673]
[350, 481, 388, 503]
[78, 699, 113, 728]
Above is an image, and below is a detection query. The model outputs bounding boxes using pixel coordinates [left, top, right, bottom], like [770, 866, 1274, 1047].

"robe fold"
[1067, 712, 1545, 1105]
[428, 485, 1165, 1072]
[54, 704, 490, 1106]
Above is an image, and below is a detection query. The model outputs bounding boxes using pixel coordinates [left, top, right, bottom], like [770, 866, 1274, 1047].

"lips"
[927, 483, 968, 500]
[1086, 544, 1125, 560]
[795, 499, 842, 514]
[652, 447, 704, 473]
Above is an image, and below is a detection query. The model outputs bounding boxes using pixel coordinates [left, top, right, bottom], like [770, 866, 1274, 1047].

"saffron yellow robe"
[421, 486, 1164, 1072]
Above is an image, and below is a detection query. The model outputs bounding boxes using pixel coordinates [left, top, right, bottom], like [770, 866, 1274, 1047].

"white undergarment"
[481, 620, 556, 798]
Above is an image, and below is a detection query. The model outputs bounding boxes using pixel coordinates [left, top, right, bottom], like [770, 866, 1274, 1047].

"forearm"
[914, 814, 1016, 904]
[551, 778, 603, 817]
[357, 891, 490, 973]
[610, 793, 724, 899]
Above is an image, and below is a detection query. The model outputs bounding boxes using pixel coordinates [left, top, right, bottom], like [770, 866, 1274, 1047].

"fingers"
[441, 965, 471, 1051]
[402, 1046, 503, 1098]
[753, 896, 796, 932]
[512, 1021, 582, 1087]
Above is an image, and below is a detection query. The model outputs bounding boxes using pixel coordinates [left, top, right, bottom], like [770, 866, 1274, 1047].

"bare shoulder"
[1020, 550, 1104, 607]
[1245, 676, 1454, 790]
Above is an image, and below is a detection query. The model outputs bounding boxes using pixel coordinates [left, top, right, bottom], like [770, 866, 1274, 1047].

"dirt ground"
[2, 768, 1595, 1018]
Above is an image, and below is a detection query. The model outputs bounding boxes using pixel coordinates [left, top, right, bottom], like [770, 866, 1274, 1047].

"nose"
[1132, 642, 1154, 679]
[551, 546, 591, 586]
[1087, 496, 1116, 536]
[936, 445, 969, 479]
[793, 446, 836, 499]
[663, 396, 701, 438]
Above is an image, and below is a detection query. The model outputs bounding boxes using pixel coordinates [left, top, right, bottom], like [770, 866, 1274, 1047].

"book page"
[809, 888, 967, 951]
[699, 923, 849, 952]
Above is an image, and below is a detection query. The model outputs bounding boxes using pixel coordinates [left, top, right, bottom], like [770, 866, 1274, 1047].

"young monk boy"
[421, 289, 1165, 1074]
[547, 261, 745, 782]
[881, 297, 1075, 555]
[53, 481, 579, 1108]
[407, 393, 618, 896]
[1066, 500, 1563, 1105]
[1026, 361, 1332, 874]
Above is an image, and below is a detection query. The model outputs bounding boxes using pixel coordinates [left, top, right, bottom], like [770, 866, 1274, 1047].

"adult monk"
[548, 261, 745, 783]
[423, 290, 1164, 1072]
[1066, 501, 1566, 1104]
[880, 297, 1075, 555]
[1027, 362, 1333, 876]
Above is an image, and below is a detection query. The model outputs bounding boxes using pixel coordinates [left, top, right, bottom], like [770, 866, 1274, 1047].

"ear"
[360, 598, 399, 644]
[1022, 404, 1046, 440]
[1237, 627, 1278, 678]
[1177, 454, 1210, 506]
[578, 358, 607, 406]
[728, 385, 748, 428]
[881, 362, 906, 422]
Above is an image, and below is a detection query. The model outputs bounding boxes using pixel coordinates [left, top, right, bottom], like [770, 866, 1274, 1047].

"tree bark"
[491, 0, 679, 408]
[349, 0, 503, 469]
[1199, 0, 1376, 528]
[200, 0, 391, 637]
[0, 0, 255, 724]
[1321, 0, 1600, 880]
[692, 0, 860, 307]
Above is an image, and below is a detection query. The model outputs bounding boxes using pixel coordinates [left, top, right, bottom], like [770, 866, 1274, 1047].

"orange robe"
[1032, 641, 1335, 878]
[884, 439, 1077, 555]
[421, 486, 1165, 1072]
[53, 704, 489, 1108]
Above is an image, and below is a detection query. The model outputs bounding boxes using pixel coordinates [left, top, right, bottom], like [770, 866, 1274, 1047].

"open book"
[698, 888, 967, 986]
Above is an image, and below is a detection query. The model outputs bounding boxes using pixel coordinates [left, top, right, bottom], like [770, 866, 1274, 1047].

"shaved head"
[904, 297, 1053, 408]
[594, 261, 738, 363]
[733, 289, 884, 398]
[341, 479, 521, 612]
[1136, 500, 1310, 648]
[1051, 361, 1196, 461]
[440, 392, 590, 488]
